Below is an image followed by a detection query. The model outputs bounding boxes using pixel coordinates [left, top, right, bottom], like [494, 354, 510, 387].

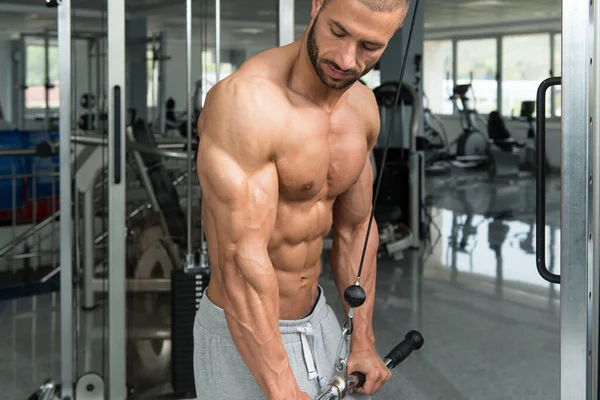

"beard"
[306, 16, 376, 90]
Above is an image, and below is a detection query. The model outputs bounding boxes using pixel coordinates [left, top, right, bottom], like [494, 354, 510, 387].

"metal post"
[95, 38, 102, 135]
[87, 38, 93, 129]
[550, 33, 556, 117]
[57, 0, 73, 398]
[215, 0, 221, 83]
[158, 32, 167, 134]
[185, 0, 195, 271]
[20, 35, 26, 131]
[561, 0, 593, 399]
[45, 29, 51, 132]
[591, 0, 600, 394]
[83, 188, 95, 310]
[496, 36, 502, 116]
[11, 164, 17, 273]
[108, 0, 127, 396]
[278, 0, 295, 47]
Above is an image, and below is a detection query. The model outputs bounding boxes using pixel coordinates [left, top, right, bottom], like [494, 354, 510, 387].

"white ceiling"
[0, 0, 562, 48]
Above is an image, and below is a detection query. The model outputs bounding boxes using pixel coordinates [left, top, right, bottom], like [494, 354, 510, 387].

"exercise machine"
[485, 100, 550, 179]
[449, 83, 489, 167]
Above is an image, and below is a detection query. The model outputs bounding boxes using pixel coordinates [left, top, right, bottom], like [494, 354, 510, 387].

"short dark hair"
[321, 0, 408, 13]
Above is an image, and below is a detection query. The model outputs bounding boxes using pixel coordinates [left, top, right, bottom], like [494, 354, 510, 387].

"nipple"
[302, 181, 315, 191]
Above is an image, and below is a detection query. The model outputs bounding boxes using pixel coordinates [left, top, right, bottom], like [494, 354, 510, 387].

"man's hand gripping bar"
[314, 330, 424, 400]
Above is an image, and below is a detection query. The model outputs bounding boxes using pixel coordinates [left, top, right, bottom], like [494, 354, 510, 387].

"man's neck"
[288, 34, 347, 112]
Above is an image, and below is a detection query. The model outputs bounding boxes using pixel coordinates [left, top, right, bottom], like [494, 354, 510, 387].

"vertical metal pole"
[20, 35, 26, 131]
[185, 0, 194, 270]
[11, 164, 17, 273]
[151, 35, 157, 128]
[45, 30, 51, 132]
[158, 32, 167, 134]
[83, 187, 95, 309]
[215, 0, 221, 83]
[108, 0, 127, 396]
[452, 39, 458, 115]
[496, 36, 502, 116]
[95, 38, 102, 135]
[278, 0, 295, 47]
[58, 1, 73, 398]
[87, 38, 93, 128]
[591, 0, 600, 395]
[32, 164, 38, 270]
[550, 33, 555, 117]
[561, 1, 593, 399]
[51, 166, 57, 267]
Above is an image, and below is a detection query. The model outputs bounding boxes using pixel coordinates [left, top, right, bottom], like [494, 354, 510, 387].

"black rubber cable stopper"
[344, 285, 366, 308]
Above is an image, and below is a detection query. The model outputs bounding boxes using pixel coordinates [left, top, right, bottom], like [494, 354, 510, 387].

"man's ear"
[311, 0, 324, 20]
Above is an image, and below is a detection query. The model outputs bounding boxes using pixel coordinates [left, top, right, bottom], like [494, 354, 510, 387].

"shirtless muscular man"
[193, 0, 410, 399]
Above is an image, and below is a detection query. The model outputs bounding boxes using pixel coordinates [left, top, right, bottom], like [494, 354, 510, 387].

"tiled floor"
[0, 171, 561, 399]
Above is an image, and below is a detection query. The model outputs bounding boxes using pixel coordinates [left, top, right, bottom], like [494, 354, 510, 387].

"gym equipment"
[372, 81, 425, 252]
[315, 330, 424, 400]
[27, 379, 60, 400]
[80, 93, 96, 109]
[171, 266, 211, 394]
[449, 84, 489, 166]
[129, 119, 187, 245]
[78, 113, 96, 131]
[74, 373, 104, 400]
[486, 111, 524, 179]
[511, 100, 545, 172]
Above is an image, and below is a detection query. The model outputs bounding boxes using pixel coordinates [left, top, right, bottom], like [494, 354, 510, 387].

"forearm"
[330, 221, 379, 350]
[221, 251, 299, 400]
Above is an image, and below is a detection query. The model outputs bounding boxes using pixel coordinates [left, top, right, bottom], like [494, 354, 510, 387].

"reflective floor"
[0, 171, 561, 399]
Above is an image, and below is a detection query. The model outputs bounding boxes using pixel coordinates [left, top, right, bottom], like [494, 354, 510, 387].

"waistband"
[196, 286, 329, 343]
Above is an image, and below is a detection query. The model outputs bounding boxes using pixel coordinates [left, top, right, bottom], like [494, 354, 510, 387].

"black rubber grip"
[384, 330, 424, 369]
[353, 372, 366, 388]
[114, 85, 122, 184]
[535, 77, 561, 284]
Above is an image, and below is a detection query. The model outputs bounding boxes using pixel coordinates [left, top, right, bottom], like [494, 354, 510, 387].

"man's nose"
[333, 43, 357, 72]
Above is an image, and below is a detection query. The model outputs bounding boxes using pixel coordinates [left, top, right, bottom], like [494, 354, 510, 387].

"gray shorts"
[193, 286, 371, 400]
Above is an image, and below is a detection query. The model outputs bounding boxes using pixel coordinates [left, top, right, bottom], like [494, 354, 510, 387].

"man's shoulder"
[347, 83, 380, 136]
[206, 72, 290, 126]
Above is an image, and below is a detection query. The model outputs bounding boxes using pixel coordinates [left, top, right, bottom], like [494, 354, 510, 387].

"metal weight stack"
[171, 266, 211, 394]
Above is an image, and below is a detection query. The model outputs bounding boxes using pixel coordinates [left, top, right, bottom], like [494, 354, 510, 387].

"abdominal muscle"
[204, 199, 335, 321]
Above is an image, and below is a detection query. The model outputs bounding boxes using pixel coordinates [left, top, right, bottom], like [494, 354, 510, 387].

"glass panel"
[501, 34, 551, 117]
[553, 33, 562, 117]
[423, 40, 454, 114]
[456, 38, 497, 114]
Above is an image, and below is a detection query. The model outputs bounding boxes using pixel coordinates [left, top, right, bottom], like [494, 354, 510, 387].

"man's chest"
[275, 104, 372, 202]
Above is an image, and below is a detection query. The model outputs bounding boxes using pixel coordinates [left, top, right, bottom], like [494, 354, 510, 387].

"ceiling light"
[236, 28, 264, 34]
[459, 0, 504, 7]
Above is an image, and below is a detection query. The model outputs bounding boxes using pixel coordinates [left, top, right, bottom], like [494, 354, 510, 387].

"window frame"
[424, 30, 562, 121]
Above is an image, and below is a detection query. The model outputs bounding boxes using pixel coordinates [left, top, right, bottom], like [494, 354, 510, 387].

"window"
[147, 49, 157, 108]
[553, 33, 561, 117]
[501, 34, 551, 117]
[456, 38, 497, 114]
[361, 69, 381, 89]
[200, 50, 234, 105]
[423, 40, 454, 114]
[25, 43, 59, 109]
